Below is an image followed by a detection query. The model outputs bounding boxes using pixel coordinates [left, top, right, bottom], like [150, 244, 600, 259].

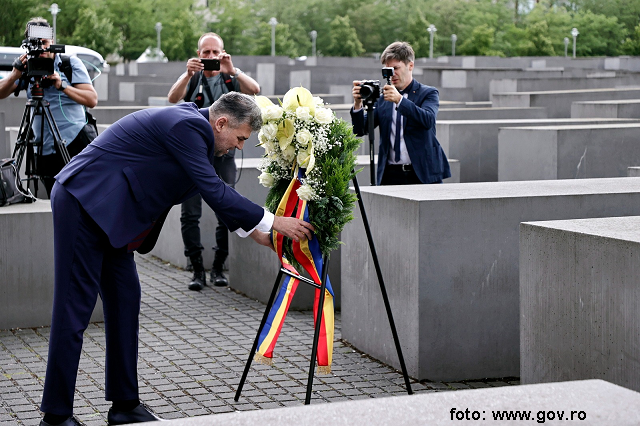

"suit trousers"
[41, 183, 140, 416]
[180, 155, 236, 263]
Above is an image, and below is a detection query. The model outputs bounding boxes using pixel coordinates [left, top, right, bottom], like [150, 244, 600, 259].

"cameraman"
[167, 33, 260, 292]
[351, 41, 450, 185]
[0, 17, 98, 196]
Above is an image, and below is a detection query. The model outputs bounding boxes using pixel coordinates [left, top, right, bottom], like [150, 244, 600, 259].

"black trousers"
[181, 155, 236, 264]
[42, 183, 140, 416]
[380, 164, 442, 185]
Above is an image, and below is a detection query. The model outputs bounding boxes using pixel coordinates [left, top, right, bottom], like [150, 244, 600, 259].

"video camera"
[14, 23, 65, 96]
[358, 67, 395, 106]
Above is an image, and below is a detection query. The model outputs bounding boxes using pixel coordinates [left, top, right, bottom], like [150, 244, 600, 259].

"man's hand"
[44, 71, 62, 89]
[218, 52, 235, 75]
[272, 216, 315, 242]
[186, 57, 205, 77]
[383, 84, 402, 104]
[249, 230, 274, 251]
[352, 80, 363, 110]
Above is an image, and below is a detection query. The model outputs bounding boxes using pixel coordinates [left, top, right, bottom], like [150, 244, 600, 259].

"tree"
[458, 24, 503, 56]
[622, 23, 640, 56]
[250, 22, 301, 57]
[325, 16, 364, 57]
[66, 8, 122, 57]
[105, 0, 155, 61]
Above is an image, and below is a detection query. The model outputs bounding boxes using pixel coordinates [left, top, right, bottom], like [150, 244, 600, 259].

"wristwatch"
[233, 67, 244, 77]
[57, 81, 68, 91]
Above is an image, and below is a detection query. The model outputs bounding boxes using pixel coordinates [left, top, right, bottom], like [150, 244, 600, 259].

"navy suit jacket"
[55, 103, 264, 249]
[351, 79, 450, 185]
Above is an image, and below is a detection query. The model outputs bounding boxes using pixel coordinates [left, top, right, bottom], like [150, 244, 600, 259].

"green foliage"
[622, 23, 640, 56]
[264, 118, 360, 263]
[325, 16, 364, 57]
[66, 7, 122, 56]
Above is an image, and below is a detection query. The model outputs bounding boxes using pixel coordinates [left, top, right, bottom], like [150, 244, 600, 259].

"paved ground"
[0, 254, 518, 425]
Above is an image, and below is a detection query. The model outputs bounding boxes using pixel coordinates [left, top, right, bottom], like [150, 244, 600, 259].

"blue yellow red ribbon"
[255, 168, 334, 373]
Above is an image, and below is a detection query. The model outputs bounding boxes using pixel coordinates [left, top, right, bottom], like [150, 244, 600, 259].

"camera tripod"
[13, 82, 70, 194]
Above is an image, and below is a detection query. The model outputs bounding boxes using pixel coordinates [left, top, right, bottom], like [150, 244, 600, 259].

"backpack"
[184, 71, 236, 103]
[59, 55, 99, 137]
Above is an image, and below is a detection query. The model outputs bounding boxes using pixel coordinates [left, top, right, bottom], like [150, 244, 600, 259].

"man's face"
[384, 58, 414, 91]
[38, 39, 54, 60]
[198, 36, 224, 60]
[213, 118, 251, 157]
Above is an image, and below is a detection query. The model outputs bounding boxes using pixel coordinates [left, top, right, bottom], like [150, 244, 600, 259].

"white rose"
[315, 107, 334, 124]
[263, 105, 284, 121]
[296, 128, 313, 147]
[263, 122, 278, 140]
[282, 144, 296, 162]
[313, 96, 324, 107]
[296, 183, 316, 201]
[258, 129, 268, 145]
[296, 106, 312, 121]
[258, 172, 275, 188]
[262, 139, 275, 155]
[297, 149, 311, 168]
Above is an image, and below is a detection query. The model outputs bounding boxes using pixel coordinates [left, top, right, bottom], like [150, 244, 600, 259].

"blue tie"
[394, 112, 402, 162]
[394, 88, 409, 162]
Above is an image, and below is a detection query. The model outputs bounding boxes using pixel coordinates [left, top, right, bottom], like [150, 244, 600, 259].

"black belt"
[386, 163, 413, 172]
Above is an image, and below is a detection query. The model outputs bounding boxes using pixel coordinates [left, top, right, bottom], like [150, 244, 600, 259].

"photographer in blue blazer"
[38, 93, 314, 426]
[351, 41, 450, 185]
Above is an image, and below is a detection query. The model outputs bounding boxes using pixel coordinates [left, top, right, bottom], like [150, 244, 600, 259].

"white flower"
[296, 128, 313, 147]
[263, 122, 278, 140]
[315, 107, 334, 125]
[282, 144, 296, 162]
[297, 148, 311, 168]
[263, 105, 284, 121]
[296, 106, 312, 121]
[258, 172, 275, 188]
[297, 183, 316, 201]
[313, 96, 324, 107]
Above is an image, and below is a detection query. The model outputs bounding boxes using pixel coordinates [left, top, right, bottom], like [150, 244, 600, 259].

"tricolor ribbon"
[254, 168, 335, 374]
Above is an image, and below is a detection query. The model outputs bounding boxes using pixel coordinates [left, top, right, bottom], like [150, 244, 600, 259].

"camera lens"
[360, 85, 373, 100]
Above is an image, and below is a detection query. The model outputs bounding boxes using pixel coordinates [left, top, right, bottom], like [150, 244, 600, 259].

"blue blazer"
[351, 79, 450, 185]
[56, 103, 264, 249]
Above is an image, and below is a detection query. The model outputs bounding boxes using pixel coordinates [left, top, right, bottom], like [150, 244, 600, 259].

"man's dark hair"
[210, 92, 262, 132]
[381, 41, 415, 65]
[24, 17, 51, 39]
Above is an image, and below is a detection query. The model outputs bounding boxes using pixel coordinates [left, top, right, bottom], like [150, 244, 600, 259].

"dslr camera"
[14, 23, 65, 93]
[358, 67, 395, 106]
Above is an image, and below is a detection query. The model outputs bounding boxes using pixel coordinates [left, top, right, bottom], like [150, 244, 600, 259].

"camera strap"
[185, 70, 236, 104]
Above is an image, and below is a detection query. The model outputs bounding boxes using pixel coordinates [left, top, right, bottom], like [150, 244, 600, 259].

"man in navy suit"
[39, 93, 314, 426]
[351, 41, 450, 185]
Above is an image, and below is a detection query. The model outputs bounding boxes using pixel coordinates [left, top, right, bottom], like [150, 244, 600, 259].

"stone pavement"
[0, 254, 517, 425]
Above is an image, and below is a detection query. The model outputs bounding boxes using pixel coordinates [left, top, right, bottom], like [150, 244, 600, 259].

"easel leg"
[304, 254, 330, 405]
[351, 174, 414, 395]
[234, 268, 285, 402]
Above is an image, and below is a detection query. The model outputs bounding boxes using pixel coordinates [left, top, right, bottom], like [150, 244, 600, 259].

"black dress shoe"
[210, 269, 228, 287]
[108, 403, 164, 425]
[39, 417, 82, 426]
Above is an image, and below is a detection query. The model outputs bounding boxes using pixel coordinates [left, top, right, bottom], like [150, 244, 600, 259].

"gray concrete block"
[520, 217, 640, 392]
[436, 107, 548, 121]
[0, 201, 102, 329]
[437, 118, 635, 183]
[257, 63, 275, 96]
[572, 99, 640, 119]
[158, 380, 640, 426]
[492, 87, 640, 118]
[341, 178, 640, 381]
[0, 112, 6, 159]
[498, 123, 640, 181]
[490, 75, 640, 98]
[629, 166, 640, 177]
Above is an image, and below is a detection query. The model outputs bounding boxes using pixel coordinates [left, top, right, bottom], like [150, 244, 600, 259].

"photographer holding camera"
[351, 41, 450, 185]
[0, 18, 98, 197]
[167, 33, 260, 292]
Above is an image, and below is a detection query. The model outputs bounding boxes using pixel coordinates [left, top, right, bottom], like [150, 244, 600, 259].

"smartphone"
[201, 59, 220, 71]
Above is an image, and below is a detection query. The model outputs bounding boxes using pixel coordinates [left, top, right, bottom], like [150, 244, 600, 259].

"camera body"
[18, 24, 65, 78]
[359, 80, 380, 105]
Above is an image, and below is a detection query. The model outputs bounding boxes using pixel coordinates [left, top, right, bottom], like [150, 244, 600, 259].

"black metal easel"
[235, 155, 414, 404]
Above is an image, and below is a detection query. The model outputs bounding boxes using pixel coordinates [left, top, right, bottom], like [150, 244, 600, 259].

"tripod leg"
[304, 254, 330, 405]
[42, 104, 71, 164]
[234, 268, 285, 402]
[351, 173, 413, 395]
